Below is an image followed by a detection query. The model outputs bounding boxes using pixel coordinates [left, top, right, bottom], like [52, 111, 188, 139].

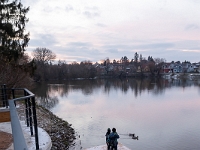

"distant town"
[30, 49, 200, 81]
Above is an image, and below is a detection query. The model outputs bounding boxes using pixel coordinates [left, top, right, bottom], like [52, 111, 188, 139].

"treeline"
[33, 59, 97, 81]
[31, 48, 166, 81]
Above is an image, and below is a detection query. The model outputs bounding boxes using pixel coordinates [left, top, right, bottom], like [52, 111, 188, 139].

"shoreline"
[17, 103, 76, 149]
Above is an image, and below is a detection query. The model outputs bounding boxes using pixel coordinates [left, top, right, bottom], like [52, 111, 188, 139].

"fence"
[0, 84, 39, 150]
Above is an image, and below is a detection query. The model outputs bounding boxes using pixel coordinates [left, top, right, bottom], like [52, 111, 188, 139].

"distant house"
[173, 63, 182, 73]
[162, 62, 181, 73]
[187, 64, 195, 72]
[197, 64, 200, 73]
[108, 64, 114, 71]
[112, 63, 123, 71]
[126, 64, 137, 73]
[137, 66, 141, 72]
[179, 62, 200, 73]
[136, 65, 148, 73]
[142, 64, 151, 72]
[95, 60, 200, 76]
[192, 63, 200, 73]
[95, 64, 106, 75]
[182, 62, 191, 73]
[162, 63, 171, 73]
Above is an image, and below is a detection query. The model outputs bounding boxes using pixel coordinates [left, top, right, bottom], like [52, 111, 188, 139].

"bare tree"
[31, 48, 56, 81]
[153, 58, 166, 76]
[32, 48, 56, 64]
[154, 58, 166, 65]
[0, 54, 34, 88]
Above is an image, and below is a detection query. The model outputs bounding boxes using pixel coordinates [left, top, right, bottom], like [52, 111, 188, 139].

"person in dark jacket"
[108, 128, 120, 150]
[105, 128, 111, 149]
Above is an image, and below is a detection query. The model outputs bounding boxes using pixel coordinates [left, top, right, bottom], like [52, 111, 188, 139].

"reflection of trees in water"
[48, 84, 69, 98]
[98, 78, 200, 97]
[104, 78, 156, 96]
[32, 83, 64, 109]
[69, 80, 100, 95]
[104, 79, 128, 94]
[32, 78, 200, 108]
[36, 96, 59, 110]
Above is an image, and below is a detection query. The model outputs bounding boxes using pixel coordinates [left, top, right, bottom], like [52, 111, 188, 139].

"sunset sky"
[21, 0, 200, 63]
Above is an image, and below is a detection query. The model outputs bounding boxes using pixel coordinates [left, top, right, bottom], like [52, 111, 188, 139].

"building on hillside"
[162, 63, 171, 73]
[162, 61, 200, 73]
[182, 62, 191, 73]
[187, 63, 196, 73]
[192, 63, 200, 73]
[95, 65, 106, 75]
[173, 63, 182, 73]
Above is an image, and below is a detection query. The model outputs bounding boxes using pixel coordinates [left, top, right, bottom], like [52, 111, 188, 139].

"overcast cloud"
[22, 0, 200, 63]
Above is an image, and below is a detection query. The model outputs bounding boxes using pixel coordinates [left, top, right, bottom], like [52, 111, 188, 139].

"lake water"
[33, 78, 200, 150]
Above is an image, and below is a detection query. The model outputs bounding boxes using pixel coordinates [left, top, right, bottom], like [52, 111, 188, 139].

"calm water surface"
[33, 78, 200, 150]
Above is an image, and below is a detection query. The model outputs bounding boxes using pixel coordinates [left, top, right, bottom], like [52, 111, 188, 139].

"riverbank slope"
[17, 103, 76, 149]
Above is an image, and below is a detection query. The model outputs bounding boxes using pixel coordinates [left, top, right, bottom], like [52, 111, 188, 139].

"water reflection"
[32, 83, 60, 109]
[33, 78, 200, 105]
[32, 78, 200, 149]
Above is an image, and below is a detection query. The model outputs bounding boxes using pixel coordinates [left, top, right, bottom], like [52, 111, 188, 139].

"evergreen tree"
[0, 0, 32, 88]
[0, 0, 29, 62]
[134, 52, 139, 63]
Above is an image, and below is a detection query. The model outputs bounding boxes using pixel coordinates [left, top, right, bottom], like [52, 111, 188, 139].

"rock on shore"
[17, 103, 76, 150]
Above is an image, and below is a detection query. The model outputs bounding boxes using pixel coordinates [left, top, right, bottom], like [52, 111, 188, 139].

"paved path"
[0, 122, 52, 150]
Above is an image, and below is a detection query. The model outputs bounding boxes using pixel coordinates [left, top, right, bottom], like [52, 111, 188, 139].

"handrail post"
[1, 85, 4, 107]
[5, 85, 8, 108]
[32, 96, 39, 150]
[12, 88, 16, 106]
[24, 90, 29, 127]
[3, 84, 8, 108]
[28, 97, 33, 135]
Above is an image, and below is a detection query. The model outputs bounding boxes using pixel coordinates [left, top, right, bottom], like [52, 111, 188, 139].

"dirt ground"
[0, 131, 12, 150]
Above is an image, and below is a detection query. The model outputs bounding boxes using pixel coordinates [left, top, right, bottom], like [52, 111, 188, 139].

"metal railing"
[0, 84, 39, 150]
[0, 84, 9, 108]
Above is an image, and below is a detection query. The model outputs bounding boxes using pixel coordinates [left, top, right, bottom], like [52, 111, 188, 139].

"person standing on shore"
[105, 128, 111, 149]
[108, 128, 120, 150]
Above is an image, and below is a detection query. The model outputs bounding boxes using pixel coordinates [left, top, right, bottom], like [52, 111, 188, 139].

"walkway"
[0, 121, 52, 150]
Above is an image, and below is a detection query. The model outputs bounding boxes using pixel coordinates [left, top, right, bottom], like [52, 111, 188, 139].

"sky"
[21, 0, 200, 63]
